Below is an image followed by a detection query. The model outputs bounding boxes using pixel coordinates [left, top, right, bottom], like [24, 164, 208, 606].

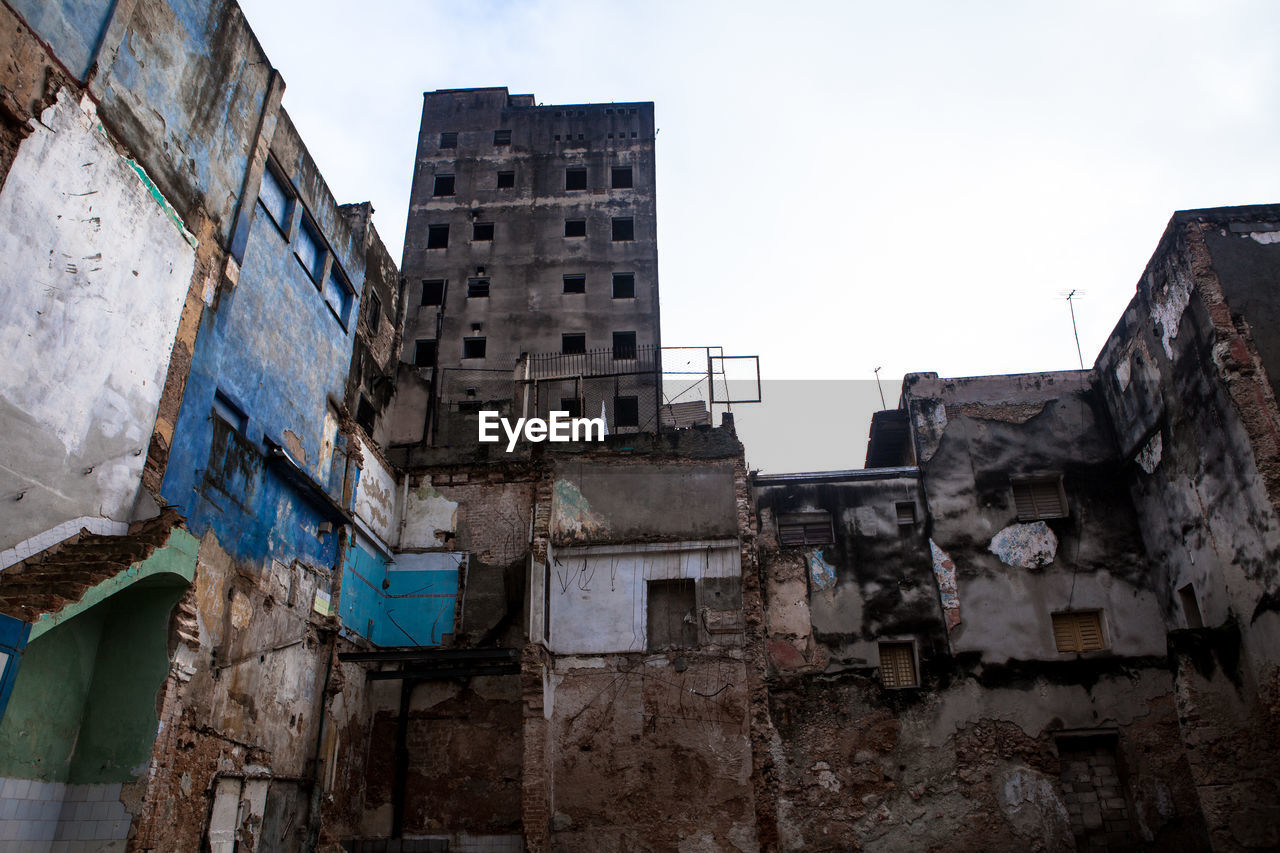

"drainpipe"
[303, 523, 346, 850]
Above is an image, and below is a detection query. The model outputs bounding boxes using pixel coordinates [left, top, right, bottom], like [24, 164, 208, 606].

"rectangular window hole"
[421, 279, 445, 306]
[612, 272, 635, 299]
[427, 224, 449, 249]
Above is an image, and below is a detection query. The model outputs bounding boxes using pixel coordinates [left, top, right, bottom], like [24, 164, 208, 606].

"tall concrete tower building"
[390, 87, 661, 445]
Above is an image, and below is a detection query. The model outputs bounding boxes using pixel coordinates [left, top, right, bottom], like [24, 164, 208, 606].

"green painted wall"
[0, 531, 196, 783]
[0, 605, 106, 781]
[69, 578, 187, 782]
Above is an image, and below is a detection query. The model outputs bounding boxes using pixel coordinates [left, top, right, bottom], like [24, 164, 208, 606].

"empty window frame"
[355, 396, 376, 434]
[472, 222, 494, 241]
[493, 129, 511, 145]
[896, 502, 917, 526]
[421, 279, 445, 306]
[565, 219, 587, 237]
[496, 170, 515, 189]
[467, 278, 490, 298]
[611, 216, 635, 241]
[612, 331, 637, 360]
[612, 272, 635, 299]
[611, 167, 633, 189]
[432, 174, 455, 196]
[1012, 474, 1068, 521]
[647, 579, 697, 651]
[776, 511, 834, 546]
[462, 337, 487, 359]
[565, 167, 587, 190]
[1051, 610, 1106, 653]
[413, 340, 437, 367]
[427, 224, 449, 249]
[257, 163, 293, 232]
[323, 266, 353, 327]
[561, 333, 586, 354]
[1178, 584, 1205, 629]
[614, 395, 639, 427]
[563, 274, 586, 294]
[879, 642, 918, 688]
[439, 131, 458, 149]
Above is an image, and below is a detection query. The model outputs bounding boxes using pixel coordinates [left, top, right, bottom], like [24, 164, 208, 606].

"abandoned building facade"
[1, 1, 1280, 851]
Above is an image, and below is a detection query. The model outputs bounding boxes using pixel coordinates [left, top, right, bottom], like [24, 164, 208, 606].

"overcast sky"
[239, 0, 1280, 470]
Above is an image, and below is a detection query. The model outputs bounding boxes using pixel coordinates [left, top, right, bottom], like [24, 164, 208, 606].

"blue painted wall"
[161, 137, 362, 573]
[340, 545, 459, 648]
[9, 0, 115, 80]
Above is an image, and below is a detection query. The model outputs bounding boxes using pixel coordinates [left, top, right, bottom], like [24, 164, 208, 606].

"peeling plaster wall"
[547, 541, 741, 654]
[1094, 206, 1280, 848]
[903, 372, 1163, 663]
[0, 90, 194, 551]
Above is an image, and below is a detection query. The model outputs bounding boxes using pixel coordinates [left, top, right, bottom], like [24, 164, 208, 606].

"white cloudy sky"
[240, 0, 1280, 470]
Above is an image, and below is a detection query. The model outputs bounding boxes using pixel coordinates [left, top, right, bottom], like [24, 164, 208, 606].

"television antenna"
[1062, 290, 1086, 369]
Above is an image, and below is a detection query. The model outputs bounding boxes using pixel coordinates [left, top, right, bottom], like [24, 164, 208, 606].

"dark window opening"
[427, 224, 449, 249]
[565, 168, 587, 190]
[462, 337, 487, 359]
[647, 578, 697, 651]
[612, 217, 635, 241]
[439, 131, 457, 149]
[565, 219, 587, 238]
[612, 331, 637, 360]
[467, 278, 490, 298]
[614, 395, 639, 427]
[563, 275, 586, 294]
[560, 398, 582, 418]
[413, 340, 437, 367]
[496, 171, 515, 188]
[562, 333, 586, 355]
[1179, 584, 1205, 629]
[433, 174, 455, 196]
[421, 279, 445, 306]
[356, 396, 376, 434]
[472, 222, 494, 241]
[612, 167, 633, 189]
[493, 129, 511, 145]
[612, 272, 635, 299]
[777, 512, 834, 546]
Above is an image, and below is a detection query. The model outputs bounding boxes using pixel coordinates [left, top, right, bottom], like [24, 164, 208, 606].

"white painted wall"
[0, 90, 195, 551]
[352, 439, 398, 547]
[547, 540, 740, 654]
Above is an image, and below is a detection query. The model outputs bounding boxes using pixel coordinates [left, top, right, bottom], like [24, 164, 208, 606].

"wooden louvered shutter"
[1052, 611, 1105, 652]
[1013, 475, 1067, 521]
[879, 642, 917, 688]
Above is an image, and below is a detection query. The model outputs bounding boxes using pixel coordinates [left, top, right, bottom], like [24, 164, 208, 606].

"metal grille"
[879, 642, 917, 688]
[1013, 475, 1067, 520]
[1052, 611, 1105, 652]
